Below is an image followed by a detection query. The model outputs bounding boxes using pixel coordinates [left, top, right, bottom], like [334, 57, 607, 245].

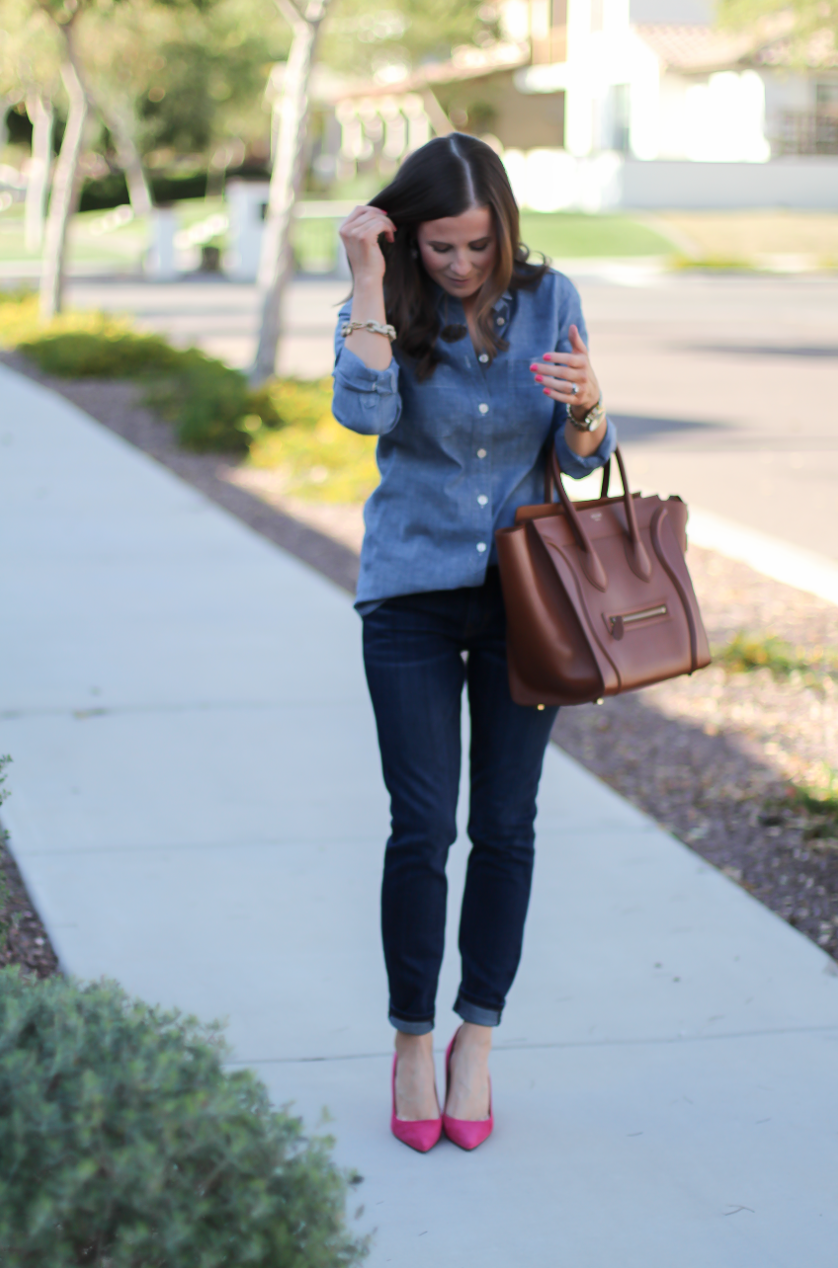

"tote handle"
[543, 452, 609, 504]
[548, 446, 652, 587]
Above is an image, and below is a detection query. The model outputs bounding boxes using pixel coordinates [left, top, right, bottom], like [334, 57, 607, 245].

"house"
[322, 0, 838, 209]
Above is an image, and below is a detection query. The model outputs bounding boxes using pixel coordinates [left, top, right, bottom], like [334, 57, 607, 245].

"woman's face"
[416, 205, 497, 300]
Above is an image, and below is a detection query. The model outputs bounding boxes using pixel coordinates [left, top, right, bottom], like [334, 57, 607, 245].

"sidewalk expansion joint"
[230, 1023, 838, 1067]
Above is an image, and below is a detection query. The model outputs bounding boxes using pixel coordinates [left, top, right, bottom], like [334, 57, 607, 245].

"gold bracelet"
[341, 319, 397, 342]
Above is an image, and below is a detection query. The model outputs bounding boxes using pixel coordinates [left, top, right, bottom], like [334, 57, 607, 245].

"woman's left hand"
[529, 325, 600, 418]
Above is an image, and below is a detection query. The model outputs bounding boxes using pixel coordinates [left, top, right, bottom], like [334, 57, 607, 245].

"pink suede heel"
[442, 1027, 494, 1151]
[390, 1054, 442, 1153]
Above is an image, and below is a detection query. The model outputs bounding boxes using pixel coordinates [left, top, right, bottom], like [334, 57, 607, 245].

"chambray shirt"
[332, 269, 617, 610]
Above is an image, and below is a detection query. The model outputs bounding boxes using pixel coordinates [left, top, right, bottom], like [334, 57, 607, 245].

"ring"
[570, 383, 579, 396]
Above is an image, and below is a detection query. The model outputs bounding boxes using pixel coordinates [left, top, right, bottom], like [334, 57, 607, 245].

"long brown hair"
[366, 134, 548, 380]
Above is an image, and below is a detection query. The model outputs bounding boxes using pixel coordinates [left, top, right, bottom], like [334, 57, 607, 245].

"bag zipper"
[609, 604, 668, 639]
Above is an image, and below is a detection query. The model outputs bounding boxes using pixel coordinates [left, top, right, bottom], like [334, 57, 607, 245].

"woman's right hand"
[339, 205, 396, 281]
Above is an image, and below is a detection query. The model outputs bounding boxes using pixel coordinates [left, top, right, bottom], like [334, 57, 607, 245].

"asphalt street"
[65, 270, 838, 561]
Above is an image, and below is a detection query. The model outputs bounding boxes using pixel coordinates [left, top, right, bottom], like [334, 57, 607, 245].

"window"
[816, 82, 838, 113]
[590, 0, 604, 32]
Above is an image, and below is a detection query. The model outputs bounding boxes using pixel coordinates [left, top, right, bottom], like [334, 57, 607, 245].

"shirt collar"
[434, 286, 513, 315]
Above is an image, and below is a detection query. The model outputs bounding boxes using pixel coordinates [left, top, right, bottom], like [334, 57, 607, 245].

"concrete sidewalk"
[1, 364, 836, 1266]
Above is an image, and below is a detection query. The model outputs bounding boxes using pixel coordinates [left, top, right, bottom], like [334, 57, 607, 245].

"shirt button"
[478, 403, 489, 414]
[477, 448, 487, 458]
[477, 542, 487, 553]
[478, 353, 489, 363]
[496, 316, 505, 326]
[477, 494, 488, 506]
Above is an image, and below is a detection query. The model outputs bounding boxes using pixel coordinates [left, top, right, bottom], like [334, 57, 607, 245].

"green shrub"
[715, 632, 838, 688]
[12, 319, 344, 456]
[143, 353, 253, 452]
[0, 293, 113, 349]
[143, 352, 286, 453]
[248, 389, 378, 505]
[0, 758, 10, 958]
[17, 330, 184, 378]
[0, 972, 368, 1268]
[14, 325, 287, 453]
[788, 765, 838, 843]
[669, 254, 756, 272]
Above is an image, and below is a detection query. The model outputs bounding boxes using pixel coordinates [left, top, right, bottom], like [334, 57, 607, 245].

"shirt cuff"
[554, 415, 617, 480]
[334, 346, 399, 396]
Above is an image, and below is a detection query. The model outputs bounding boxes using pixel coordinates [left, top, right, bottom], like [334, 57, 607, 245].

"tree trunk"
[1, 94, 19, 153]
[102, 102, 153, 216]
[40, 37, 88, 322]
[25, 93, 54, 253]
[251, 0, 329, 386]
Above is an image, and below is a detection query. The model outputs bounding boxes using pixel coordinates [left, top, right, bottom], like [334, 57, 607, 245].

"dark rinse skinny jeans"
[362, 567, 558, 1035]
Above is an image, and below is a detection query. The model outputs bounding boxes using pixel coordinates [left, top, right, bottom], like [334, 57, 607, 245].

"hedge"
[0, 971, 368, 1267]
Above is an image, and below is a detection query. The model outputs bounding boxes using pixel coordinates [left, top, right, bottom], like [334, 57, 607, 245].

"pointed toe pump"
[390, 1054, 443, 1153]
[442, 1028, 494, 1151]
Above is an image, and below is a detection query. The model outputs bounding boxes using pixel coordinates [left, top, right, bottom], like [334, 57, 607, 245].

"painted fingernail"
[543, 388, 550, 395]
[534, 375, 543, 383]
[529, 364, 538, 371]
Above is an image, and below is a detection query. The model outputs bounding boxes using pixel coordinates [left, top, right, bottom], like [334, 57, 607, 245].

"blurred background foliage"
[1, 0, 496, 196]
[319, 0, 500, 80]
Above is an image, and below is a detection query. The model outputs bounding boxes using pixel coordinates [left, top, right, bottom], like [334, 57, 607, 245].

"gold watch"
[568, 395, 606, 433]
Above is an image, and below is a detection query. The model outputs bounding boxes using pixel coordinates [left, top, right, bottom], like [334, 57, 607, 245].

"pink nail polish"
[535, 374, 543, 382]
[543, 388, 550, 395]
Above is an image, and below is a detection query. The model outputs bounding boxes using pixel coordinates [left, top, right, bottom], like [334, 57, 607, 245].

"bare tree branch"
[24, 91, 54, 251]
[273, 0, 307, 30]
[40, 21, 88, 321]
[251, 0, 333, 384]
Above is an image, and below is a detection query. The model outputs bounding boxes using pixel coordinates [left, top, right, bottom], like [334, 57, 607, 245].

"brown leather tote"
[494, 446, 710, 707]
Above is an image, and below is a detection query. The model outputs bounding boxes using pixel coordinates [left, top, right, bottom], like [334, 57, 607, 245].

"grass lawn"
[0, 205, 149, 265]
[519, 211, 674, 259]
[653, 210, 838, 263]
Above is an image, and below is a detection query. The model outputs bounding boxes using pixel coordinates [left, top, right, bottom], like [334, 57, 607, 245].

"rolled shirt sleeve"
[554, 414, 618, 479]
[332, 302, 402, 436]
[550, 276, 617, 478]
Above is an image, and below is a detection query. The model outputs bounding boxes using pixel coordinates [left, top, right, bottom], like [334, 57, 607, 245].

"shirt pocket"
[400, 369, 464, 447]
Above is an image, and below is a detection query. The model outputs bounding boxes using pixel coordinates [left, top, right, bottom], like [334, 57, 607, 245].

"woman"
[333, 134, 616, 1152]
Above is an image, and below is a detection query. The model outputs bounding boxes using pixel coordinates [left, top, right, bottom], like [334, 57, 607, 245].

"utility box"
[145, 206, 177, 279]
[226, 180, 270, 281]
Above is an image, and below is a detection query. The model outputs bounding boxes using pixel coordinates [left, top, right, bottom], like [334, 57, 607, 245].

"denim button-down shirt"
[332, 269, 617, 609]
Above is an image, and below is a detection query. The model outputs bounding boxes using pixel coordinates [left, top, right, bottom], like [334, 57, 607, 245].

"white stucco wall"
[629, 0, 713, 21]
[503, 148, 838, 211]
[513, 0, 834, 165]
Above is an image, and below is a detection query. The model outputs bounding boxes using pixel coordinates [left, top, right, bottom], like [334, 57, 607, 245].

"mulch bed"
[1, 832, 60, 979]
[2, 353, 836, 975]
[553, 547, 838, 958]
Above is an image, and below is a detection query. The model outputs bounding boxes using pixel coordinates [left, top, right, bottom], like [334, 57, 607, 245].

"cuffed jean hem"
[454, 994, 502, 1027]
[389, 1012, 435, 1036]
